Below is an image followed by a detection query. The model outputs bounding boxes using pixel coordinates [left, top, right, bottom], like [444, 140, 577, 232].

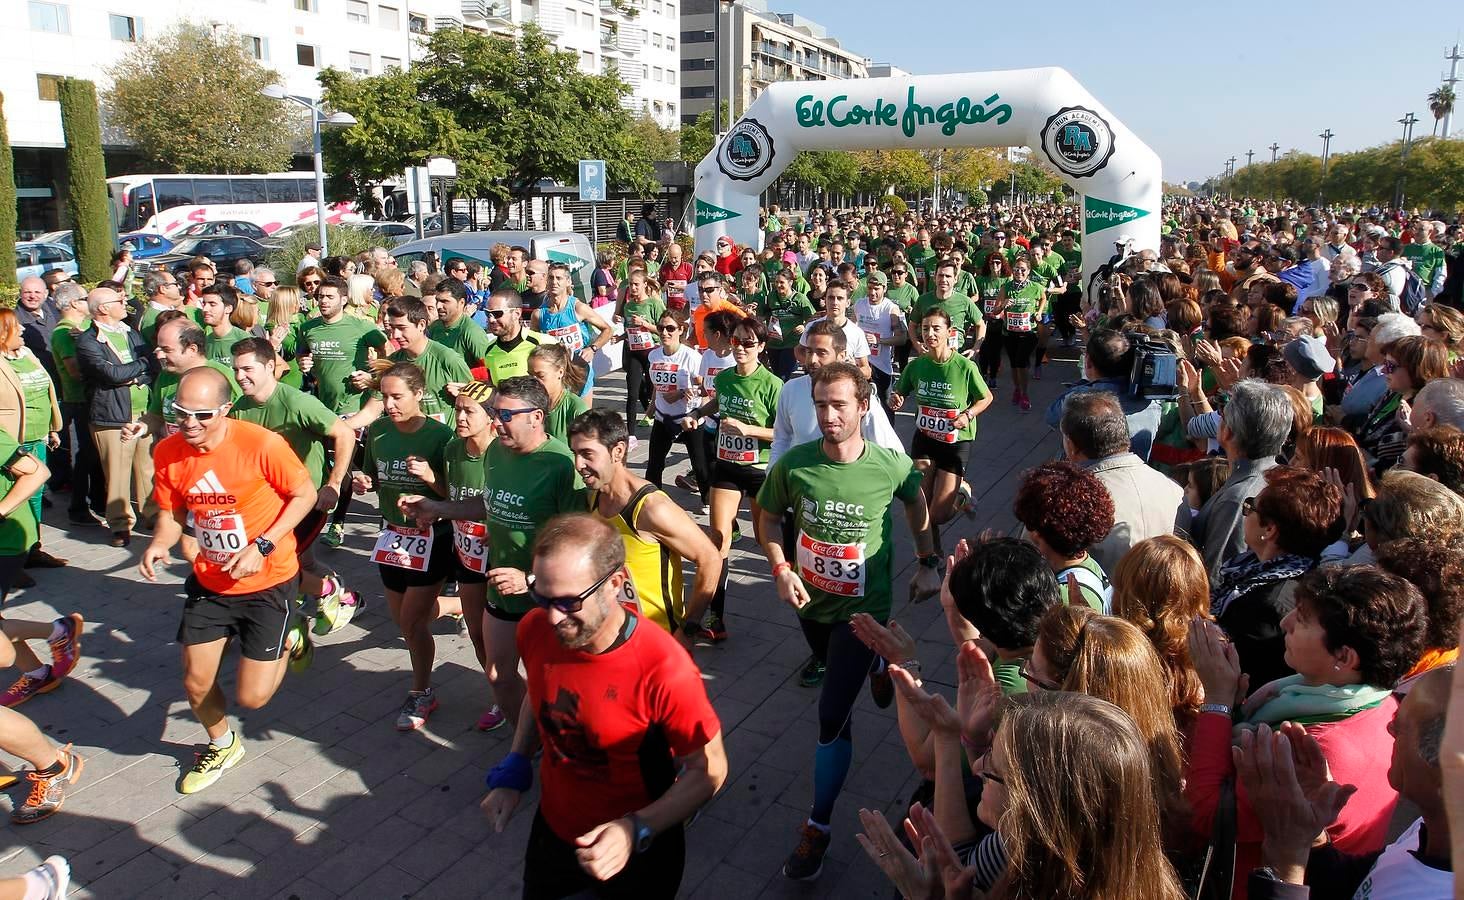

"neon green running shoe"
[179, 736, 245, 794]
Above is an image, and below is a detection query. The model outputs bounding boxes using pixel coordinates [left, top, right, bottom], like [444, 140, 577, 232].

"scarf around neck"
[1210, 551, 1312, 617]
[1239, 674, 1391, 730]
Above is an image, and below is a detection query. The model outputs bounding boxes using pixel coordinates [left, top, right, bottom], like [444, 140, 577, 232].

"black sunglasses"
[527, 567, 619, 614]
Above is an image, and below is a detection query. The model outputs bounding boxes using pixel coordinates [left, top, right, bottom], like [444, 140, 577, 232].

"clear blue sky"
[774, 0, 1464, 183]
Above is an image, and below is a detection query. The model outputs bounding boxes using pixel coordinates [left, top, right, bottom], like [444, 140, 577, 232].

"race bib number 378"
[373, 523, 433, 571]
[796, 532, 866, 597]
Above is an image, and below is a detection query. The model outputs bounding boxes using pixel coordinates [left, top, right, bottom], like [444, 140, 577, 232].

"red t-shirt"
[518, 606, 722, 841]
[153, 419, 310, 595]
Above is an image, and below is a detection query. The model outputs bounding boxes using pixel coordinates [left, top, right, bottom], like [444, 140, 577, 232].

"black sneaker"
[798, 655, 826, 688]
[868, 661, 894, 709]
[782, 822, 831, 880]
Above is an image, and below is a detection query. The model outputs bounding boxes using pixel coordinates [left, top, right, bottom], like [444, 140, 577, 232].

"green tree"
[1428, 85, 1456, 138]
[59, 79, 112, 283]
[852, 149, 930, 195]
[677, 104, 727, 163]
[103, 23, 301, 173]
[0, 93, 17, 289]
[627, 114, 679, 161]
[267, 224, 378, 279]
[321, 24, 657, 224]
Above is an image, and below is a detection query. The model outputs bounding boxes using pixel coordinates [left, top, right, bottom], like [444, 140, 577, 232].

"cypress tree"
[58, 78, 112, 283]
[0, 93, 17, 289]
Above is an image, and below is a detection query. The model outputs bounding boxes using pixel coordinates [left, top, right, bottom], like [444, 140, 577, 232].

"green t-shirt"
[204, 326, 250, 368]
[620, 296, 667, 353]
[300, 315, 390, 415]
[363, 416, 453, 527]
[1000, 280, 1046, 333]
[712, 365, 782, 467]
[993, 657, 1030, 696]
[99, 328, 150, 417]
[484, 436, 584, 614]
[544, 390, 588, 444]
[49, 320, 89, 404]
[272, 313, 310, 390]
[1031, 255, 1065, 288]
[766, 291, 818, 350]
[973, 276, 1010, 317]
[386, 341, 474, 425]
[427, 315, 495, 369]
[1403, 242, 1445, 284]
[230, 383, 340, 489]
[149, 361, 241, 436]
[1055, 555, 1111, 613]
[894, 354, 990, 443]
[914, 291, 982, 345]
[954, 270, 980, 299]
[0, 431, 39, 556]
[139, 304, 203, 347]
[756, 440, 924, 623]
[906, 246, 938, 279]
[885, 282, 919, 314]
[5, 353, 52, 443]
[443, 437, 489, 503]
[1052, 245, 1083, 282]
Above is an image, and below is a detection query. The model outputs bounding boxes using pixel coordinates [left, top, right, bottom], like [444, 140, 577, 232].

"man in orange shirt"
[690, 272, 746, 350]
[140, 367, 317, 795]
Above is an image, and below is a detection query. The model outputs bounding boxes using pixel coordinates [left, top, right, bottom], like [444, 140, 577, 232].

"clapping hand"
[856, 803, 977, 900]
[889, 665, 960, 736]
[850, 614, 916, 666]
[1188, 617, 1247, 708]
[955, 641, 1002, 752]
[1233, 722, 1354, 883]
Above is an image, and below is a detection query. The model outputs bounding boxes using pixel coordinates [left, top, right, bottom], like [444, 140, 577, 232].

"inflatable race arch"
[693, 67, 1162, 296]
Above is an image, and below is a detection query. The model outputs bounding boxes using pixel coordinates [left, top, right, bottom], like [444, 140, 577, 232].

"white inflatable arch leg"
[693, 67, 1161, 296]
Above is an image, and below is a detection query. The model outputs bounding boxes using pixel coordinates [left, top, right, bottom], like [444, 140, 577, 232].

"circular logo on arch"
[1040, 106, 1116, 179]
[718, 118, 776, 181]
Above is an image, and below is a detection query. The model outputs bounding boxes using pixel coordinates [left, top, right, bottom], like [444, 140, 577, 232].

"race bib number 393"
[916, 406, 959, 443]
[452, 520, 488, 574]
[373, 523, 433, 571]
[796, 532, 866, 597]
[717, 431, 757, 464]
[195, 513, 246, 564]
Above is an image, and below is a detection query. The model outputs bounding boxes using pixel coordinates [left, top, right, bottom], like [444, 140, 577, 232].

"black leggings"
[644, 415, 710, 502]
[978, 318, 1004, 381]
[623, 348, 654, 432]
[870, 366, 891, 406]
[523, 809, 685, 900]
[798, 618, 880, 744]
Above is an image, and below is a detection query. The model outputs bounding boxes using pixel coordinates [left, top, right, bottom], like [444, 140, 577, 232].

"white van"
[391, 231, 596, 301]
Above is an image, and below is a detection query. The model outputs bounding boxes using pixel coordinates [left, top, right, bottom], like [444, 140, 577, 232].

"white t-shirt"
[647, 343, 702, 418]
[1348, 817, 1451, 900]
[854, 298, 905, 374]
[797, 315, 870, 360]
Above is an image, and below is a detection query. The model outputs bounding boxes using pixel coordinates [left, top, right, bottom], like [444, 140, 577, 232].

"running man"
[482, 290, 556, 386]
[568, 409, 721, 646]
[481, 513, 727, 900]
[140, 367, 317, 794]
[755, 362, 941, 881]
[229, 338, 363, 641]
[348, 297, 474, 428]
[427, 279, 495, 373]
[911, 260, 982, 358]
[198, 284, 250, 368]
[530, 264, 612, 401]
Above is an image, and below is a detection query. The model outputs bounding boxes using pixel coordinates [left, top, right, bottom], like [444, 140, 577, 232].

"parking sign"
[578, 160, 606, 202]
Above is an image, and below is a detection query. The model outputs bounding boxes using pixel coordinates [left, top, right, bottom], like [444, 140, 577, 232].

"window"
[349, 51, 371, 75]
[652, 66, 662, 82]
[378, 4, 399, 28]
[409, 13, 427, 32]
[193, 179, 232, 205]
[155, 178, 196, 211]
[581, 50, 594, 70]
[108, 13, 142, 41]
[242, 34, 269, 60]
[294, 0, 315, 11]
[650, 32, 660, 48]
[668, 102, 675, 117]
[296, 43, 319, 67]
[230, 179, 268, 204]
[565, 8, 576, 26]
[685, 86, 714, 99]
[29, 1, 69, 33]
[681, 29, 711, 43]
[346, 0, 369, 23]
[36, 74, 62, 102]
[681, 58, 711, 71]
[266, 179, 301, 203]
[666, 36, 674, 51]
[381, 55, 402, 70]
[667, 70, 674, 86]
[665, 2, 674, 14]
[651, 0, 660, 12]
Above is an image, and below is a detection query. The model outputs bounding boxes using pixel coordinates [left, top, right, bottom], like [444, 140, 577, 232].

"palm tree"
[1428, 84, 1456, 137]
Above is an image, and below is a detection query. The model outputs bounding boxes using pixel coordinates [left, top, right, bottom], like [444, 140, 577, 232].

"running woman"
[993, 254, 1046, 412]
[755, 362, 940, 881]
[141, 367, 317, 793]
[527, 343, 588, 445]
[765, 269, 817, 381]
[851, 270, 907, 406]
[889, 307, 992, 561]
[675, 310, 738, 505]
[684, 317, 781, 642]
[229, 338, 363, 641]
[973, 252, 1012, 384]
[643, 308, 707, 501]
[352, 362, 454, 731]
[614, 270, 666, 433]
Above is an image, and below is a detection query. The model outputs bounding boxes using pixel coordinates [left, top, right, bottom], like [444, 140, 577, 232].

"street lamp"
[260, 84, 358, 256]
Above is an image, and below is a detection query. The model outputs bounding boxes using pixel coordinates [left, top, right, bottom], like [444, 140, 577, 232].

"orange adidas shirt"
[153, 419, 311, 595]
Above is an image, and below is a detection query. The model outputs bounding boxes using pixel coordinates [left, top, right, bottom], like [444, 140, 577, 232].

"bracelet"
[772, 561, 793, 578]
[1199, 702, 1232, 718]
[895, 659, 921, 674]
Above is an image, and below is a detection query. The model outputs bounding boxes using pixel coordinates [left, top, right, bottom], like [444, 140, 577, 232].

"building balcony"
[600, 30, 619, 49]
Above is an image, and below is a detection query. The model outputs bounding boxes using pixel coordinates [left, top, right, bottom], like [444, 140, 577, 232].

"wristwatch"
[917, 554, 941, 569]
[254, 536, 276, 557]
[628, 813, 654, 854]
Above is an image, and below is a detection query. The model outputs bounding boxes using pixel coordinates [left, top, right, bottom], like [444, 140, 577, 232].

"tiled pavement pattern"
[0, 352, 1076, 898]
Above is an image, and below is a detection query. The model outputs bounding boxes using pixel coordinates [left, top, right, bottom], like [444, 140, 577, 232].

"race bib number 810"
[195, 513, 246, 565]
[796, 532, 866, 597]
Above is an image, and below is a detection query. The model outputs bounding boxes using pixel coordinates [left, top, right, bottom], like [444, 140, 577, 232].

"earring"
[1333, 663, 1340, 671]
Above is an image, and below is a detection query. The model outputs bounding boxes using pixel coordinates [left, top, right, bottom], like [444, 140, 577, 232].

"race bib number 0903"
[373, 523, 433, 572]
[796, 532, 866, 598]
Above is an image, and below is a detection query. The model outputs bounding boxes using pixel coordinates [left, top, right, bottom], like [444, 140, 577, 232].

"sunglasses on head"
[527, 567, 619, 614]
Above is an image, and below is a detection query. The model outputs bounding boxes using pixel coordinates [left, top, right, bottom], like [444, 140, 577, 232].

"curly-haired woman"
[1012, 461, 1116, 612]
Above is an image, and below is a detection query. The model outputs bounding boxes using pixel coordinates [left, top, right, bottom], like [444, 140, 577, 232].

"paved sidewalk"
[0, 354, 1074, 898]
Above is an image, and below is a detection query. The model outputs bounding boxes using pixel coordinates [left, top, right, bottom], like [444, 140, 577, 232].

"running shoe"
[17, 856, 68, 899]
[782, 822, 832, 881]
[395, 690, 439, 731]
[1032, 364, 1043, 381]
[454, 613, 468, 637]
[639, 414, 655, 428]
[730, 523, 742, 544]
[311, 577, 344, 636]
[476, 705, 507, 732]
[179, 735, 245, 794]
[698, 611, 729, 643]
[868, 661, 894, 709]
[285, 617, 313, 674]
[1019, 392, 1032, 413]
[48, 614, 83, 679]
[798, 655, 826, 688]
[0, 668, 59, 708]
[674, 473, 698, 493]
[11, 745, 82, 824]
[952, 481, 976, 518]
[321, 522, 345, 549]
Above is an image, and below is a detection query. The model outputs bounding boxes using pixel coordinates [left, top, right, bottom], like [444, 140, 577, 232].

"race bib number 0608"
[717, 431, 757, 464]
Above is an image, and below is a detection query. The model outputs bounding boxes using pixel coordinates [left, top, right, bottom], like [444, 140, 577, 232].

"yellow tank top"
[592, 484, 685, 632]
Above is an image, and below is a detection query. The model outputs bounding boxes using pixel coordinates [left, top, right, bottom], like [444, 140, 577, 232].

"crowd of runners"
[2, 196, 1464, 899]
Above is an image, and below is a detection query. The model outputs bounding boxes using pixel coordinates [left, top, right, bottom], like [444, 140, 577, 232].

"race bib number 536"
[796, 532, 866, 597]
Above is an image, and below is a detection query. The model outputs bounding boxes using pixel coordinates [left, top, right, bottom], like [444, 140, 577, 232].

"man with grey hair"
[250, 266, 278, 306]
[74, 288, 157, 547]
[404, 260, 428, 298]
[139, 270, 195, 347]
[49, 282, 101, 520]
[1408, 377, 1464, 433]
[1191, 379, 1294, 577]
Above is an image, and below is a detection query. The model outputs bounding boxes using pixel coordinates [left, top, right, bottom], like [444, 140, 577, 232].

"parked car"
[118, 232, 176, 259]
[392, 230, 596, 300]
[149, 236, 271, 279]
[169, 220, 271, 241]
[357, 221, 418, 246]
[15, 242, 79, 281]
[29, 230, 74, 250]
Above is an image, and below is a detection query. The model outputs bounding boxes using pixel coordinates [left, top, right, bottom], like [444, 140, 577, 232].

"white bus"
[107, 172, 361, 236]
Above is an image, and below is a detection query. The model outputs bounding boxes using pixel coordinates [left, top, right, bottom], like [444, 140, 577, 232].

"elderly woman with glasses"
[1356, 334, 1450, 475]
